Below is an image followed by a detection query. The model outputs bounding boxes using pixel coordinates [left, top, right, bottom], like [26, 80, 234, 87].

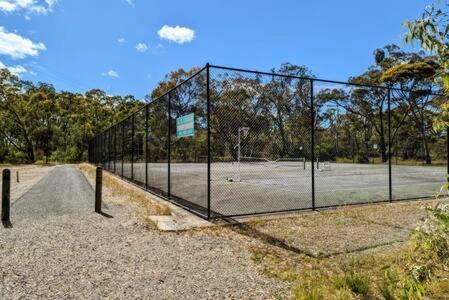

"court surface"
[110, 161, 446, 217]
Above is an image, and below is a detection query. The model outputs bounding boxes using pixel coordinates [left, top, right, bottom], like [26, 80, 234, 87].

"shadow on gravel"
[97, 211, 113, 218]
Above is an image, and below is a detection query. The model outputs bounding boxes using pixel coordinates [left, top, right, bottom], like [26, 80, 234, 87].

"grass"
[79, 163, 171, 226]
[242, 202, 449, 299]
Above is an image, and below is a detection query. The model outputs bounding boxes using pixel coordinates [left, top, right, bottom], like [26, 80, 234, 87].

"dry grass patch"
[235, 203, 449, 299]
[79, 163, 170, 226]
[242, 200, 448, 257]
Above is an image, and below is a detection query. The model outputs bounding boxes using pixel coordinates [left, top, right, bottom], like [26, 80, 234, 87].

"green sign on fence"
[176, 113, 195, 138]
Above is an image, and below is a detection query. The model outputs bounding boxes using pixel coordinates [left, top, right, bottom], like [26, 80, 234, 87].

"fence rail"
[89, 64, 449, 220]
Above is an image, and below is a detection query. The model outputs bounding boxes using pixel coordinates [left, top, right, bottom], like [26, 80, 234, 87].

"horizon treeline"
[0, 44, 447, 164]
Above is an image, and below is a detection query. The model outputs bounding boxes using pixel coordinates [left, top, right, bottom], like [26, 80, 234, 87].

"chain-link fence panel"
[209, 66, 313, 217]
[168, 69, 208, 214]
[390, 89, 447, 200]
[122, 116, 133, 180]
[314, 81, 390, 207]
[132, 108, 146, 186]
[147, 96, 169, 197]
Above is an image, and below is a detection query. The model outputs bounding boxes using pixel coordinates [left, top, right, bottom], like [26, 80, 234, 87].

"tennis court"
[90, 64, 448, 219]
[120, 160, 446, 217]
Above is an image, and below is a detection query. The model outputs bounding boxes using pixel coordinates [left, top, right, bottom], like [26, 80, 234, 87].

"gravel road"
[0, 165, 285, 299]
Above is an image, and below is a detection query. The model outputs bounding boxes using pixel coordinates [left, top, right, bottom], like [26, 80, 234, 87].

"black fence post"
[131, 115, 135, 181]
[95, 166, 102, 213]
[447, 125, 449, 184]
[145, 105, 149, 190]
[167, 92, 171, 199]
[113, 125, 116, 173]
[2, 169, 11, 224]
[121, 123, 125, 177]
[310, 79, 316, 210]
[388, 88, 393, 202]
[206, 63, 211, 220]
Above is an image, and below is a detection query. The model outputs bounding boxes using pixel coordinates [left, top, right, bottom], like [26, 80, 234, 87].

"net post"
[310, 79, 316, 210]
[145, 104, 149, 190]
[167, 91, 171, 199]
[206, 63, 211, 220]
[388, 88, 392, 202]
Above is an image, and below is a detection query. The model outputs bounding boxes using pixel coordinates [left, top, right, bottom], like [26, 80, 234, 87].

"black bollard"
[95, 167, 102, 213]
[2, 169, 11, 223]
[16, 170, 19, 183]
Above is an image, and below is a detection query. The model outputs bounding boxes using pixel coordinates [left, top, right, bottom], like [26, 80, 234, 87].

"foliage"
[250, 202, 449, 299]
[0, 69, 144, 163]
[404, 0, 449, 131]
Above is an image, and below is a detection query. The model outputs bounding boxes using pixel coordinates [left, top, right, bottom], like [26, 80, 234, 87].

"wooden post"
[95, 167, 102, 213]
[2, 169, 11, 223]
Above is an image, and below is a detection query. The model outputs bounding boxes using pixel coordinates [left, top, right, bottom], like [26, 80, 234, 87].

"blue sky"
[0, 0, 431, 99]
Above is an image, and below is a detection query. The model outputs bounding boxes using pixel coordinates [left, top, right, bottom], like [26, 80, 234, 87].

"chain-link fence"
[89, 64, 449, 219]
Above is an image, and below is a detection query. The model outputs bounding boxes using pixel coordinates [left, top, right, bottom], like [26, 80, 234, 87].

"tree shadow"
[225, 220, 312, 256]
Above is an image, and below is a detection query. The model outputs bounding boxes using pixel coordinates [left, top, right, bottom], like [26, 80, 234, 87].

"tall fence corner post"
[206, 63, 211, 220]
[167, 91, 172, 200]
[447, 125, 449, 184]
[388, 88, 393, 203]
[310, 78, 316, 211]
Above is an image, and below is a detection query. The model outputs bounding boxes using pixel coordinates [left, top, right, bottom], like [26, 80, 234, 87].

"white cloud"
[157, 25, 195, 44]
[103, 70, 119, 78]
[0, 60, 27, 75]
[117, 37, 126, 43]
[123, 0, 134, 7]
[0, 27, 46, 59]
[0, 0, 57, 15]
[135, 42, 148, 52]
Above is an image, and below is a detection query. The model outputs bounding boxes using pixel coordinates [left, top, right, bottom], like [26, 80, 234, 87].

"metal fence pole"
[447, 125, 449, 184]
[310, 79, 316, 210]
[206, 63, 211, 220]
[107, 129, 110, 170]
[388, 88, 393, 202]
[168, 92, 171, 199]
[113, 125, 116, 173]
[99, 133, 102, 166]
[145, 105, 149, 190]
[131, 115, 135, 181]
[121, 123, 124, 177]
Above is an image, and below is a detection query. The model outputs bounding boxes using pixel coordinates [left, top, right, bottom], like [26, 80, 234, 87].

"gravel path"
[0, 165, 284, 299]
[12, 165, 93, 219]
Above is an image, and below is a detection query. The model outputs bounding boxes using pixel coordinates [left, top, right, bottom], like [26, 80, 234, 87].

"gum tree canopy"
[405, 0, 449, 130]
